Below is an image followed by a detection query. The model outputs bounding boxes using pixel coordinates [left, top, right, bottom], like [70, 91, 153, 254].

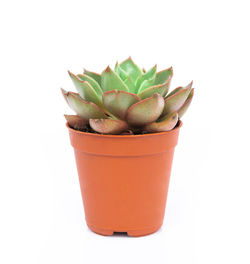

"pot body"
[67, 122, 182, 237]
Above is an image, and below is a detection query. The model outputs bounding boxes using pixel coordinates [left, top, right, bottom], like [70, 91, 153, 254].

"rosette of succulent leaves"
[62, 57, 194, 135]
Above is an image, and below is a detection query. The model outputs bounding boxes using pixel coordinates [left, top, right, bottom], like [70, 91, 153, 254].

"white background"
[1, 0, 250, 263]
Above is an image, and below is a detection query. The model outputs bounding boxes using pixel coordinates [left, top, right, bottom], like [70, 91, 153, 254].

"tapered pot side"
[67, 121, 182, 237]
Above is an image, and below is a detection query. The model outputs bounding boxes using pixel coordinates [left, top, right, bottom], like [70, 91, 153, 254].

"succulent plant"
[62, 57, 194, 135]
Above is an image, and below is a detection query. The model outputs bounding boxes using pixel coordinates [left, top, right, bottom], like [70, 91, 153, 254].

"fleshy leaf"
[126, 93, 164, 127]
[144, 112, 178, 132]
[119, 57, 142, 83]
[84, 69, 101, 86]
[68, 71, 102, 107]
[89, 119, 128, 134]
[178, 88, 194, 118]
[166, 87, 183, 98]
[64, 115, 87, 130]
[114, 62, 128, 81]
[135, 65, 157, 93]
[124, 77, 136, 93]
[154, 67, 173, 85]
[101, 66, 129, 92]
[137, 78, 155, 94]
[77, 73, 103, 97]
[62, 90, 107, 120]
[103, 90, 140, 120]
[61, 88, 69, 103]
[161, 83, 192, 117]
[166, 81, 193, 98]
[138, 76, 171, 99]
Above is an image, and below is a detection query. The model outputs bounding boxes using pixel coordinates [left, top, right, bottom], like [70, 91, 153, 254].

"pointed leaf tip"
[61, 88, 69, 103]
[178, 88, 194, 118]
[89, 119, 128, 134]
[103, 65, 111, 73]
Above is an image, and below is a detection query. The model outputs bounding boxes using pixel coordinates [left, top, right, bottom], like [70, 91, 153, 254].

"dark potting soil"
[69, 120, 180, 135]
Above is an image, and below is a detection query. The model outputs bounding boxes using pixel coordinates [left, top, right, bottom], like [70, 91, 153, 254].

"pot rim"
[66, 120, 183, 139]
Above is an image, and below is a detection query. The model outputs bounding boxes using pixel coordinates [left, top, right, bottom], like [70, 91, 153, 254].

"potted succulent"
[62, 57, 194, 237]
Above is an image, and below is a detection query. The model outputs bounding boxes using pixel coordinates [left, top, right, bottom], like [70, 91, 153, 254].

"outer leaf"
[68, 71, 102, 107]
[126, 93, 164, 127]
[101, 66, 129, 92]
[166, 87, 182, 98]
[135, 65, 157, 93]
[144, 112, 178, 132]
[166, 81, 193, 98]
[119, 57, 142, 82]
[89, 119, 128, 134]
[61, 88, 69, 103]
[161, 85, 192, 117]
[138, 76, 171, 99]
[77, 73, 103, 97]
[64, 115, 87, 130]
[62, 90, 107, 120]
[84, 69, 101, 86]
[103, 90, 140, 120]
[178, 88, 194, 118]
[154, 67, 173, 85]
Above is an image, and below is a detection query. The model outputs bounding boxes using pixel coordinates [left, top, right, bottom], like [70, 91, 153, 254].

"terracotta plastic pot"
[67, 121, 182, 237]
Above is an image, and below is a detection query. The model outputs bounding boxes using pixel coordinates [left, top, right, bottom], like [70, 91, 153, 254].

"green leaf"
[124, 77, 136, 93]
[119, 57, 142, 83]
[101, 66, 129, 92]
[161, 83, 192, 117]
[103, 90, 140, 120]
[84, 69, 102, 86]
[77, 73, 103, 97]
[126, 93, 164, 127]
[145, 112, 178, 132]
[115, 62, 136, 92]
[64, 115, 87, 130]
[135, 65, 157, 93]
[114, 62, 128, 81]
[178, 88, 194, 118]
[137, 78, 155, 94]
[138, 77, 171, 99]
[154, 67, 173, 85]
[89, 119, 128, 134]
[68, 71, 102, 107]
[62, 90, 107, 120]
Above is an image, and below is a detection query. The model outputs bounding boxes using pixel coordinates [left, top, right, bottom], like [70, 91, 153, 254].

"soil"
[69, 121, 180, 135]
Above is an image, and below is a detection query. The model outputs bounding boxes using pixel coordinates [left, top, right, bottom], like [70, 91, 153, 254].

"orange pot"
[67, 121, 182, 237]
